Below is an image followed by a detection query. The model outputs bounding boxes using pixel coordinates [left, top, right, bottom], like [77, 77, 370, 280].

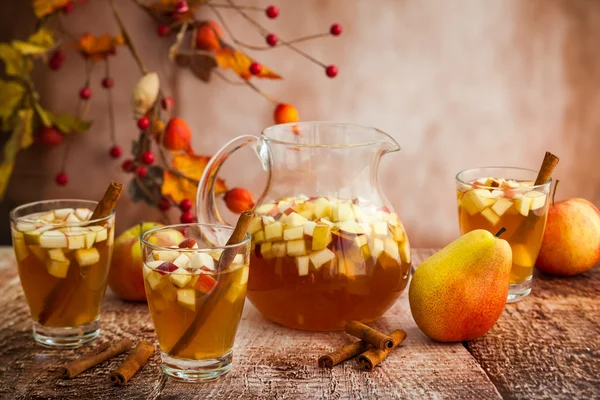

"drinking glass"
[10, 199, 115, 348]
[456, 167, 551, 302]
[141, 224, 250, 382]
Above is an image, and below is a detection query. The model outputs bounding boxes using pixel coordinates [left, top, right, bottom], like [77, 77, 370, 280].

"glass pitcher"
[196, 122, 411, 331]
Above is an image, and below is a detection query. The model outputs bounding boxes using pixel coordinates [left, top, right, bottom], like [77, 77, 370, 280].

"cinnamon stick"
[169, 211, 254, 356]
[60, 338, 132, 378]
[109, 341, 155, 385]
[38, 181, 123, 326]
[345, 321, 394, 350]
[357, 329, 407, 371]
[534, 151, 559, 185]
[318, 340, 372, 368]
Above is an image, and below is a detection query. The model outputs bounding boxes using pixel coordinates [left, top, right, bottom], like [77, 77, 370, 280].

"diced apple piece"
[513, 195, 531, 217]
[312, 224, 331, 251]
[247, 217, 263, 235]
[195, 274, 217, 294]
[353, 235, 368, 248]
[287, 239, 307, 257]
[480, 208, 500, 226]
[314, 197, 332, 219]
[253, 230, 266, 244]
[65, 213, 80, 225]
[15, 222, 37, 233]
[390, 225, 405, 242]
[491, 198, 513, 217]
[309, 248, 335, 270]
[177, 288, 196, 311]
[525, 191, 546, 210]
[255, 203, 277, 215]
[54, 208, 74, 220]
[172, 253, 190, 268]
[303, 221, 316, 237]
[156, 262, 179, 275]
[153, 250, 180, 262]
[352, 204, 365, 221]
[40, 230, 67, 248]
[261, 215, 276, 226]
[511, 243, 534, 266]
[260, 242, 274, 259]
[48, 248, 66, 261]
[47, 259, 70, 278]
[232, 254, 244, 264]
[75, 208, 92, 221]
[298, 210, 315, 220]
[145, 260, 165, 270]
[271, 242, 286, 257]
[339, 220, 365, 235]
[239, 266, 249, 285]
[75, 248, 100, 266]
[189, 252, 215, 270]
[28, 245, 46, 262]
[296, 256, 310, 276]
[383, 238, 400, 261]
[383, 212, 399, 226]
[317, 218, 334, 227]
[371, 221, 388, 237]
[24, 226, 52, 245]
[39, 211, 56, 222]
[333, 203, 354, 222]
[66, 232, 86, 249]
[13, 239, 28, 262]
[147, 270, 164, 290]
[106, 227, 114, 246]
[285, 212, 308, 227]
[461, 189, 497, 216]
[264, 221, 283, 242]
[399, 240, 411, 264]
[83, 231, 97, 249]
[370, 238, 384, 259]
[283, 226, 304, 241]
[170, 267, 192, 288]
[89, 226, 107, 242]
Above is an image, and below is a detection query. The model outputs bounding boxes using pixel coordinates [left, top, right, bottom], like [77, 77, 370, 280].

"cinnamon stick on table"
[169, 211, 254, 356]
[109, 341, 155, 385]
[345, 321, 394, 350]
[61, 338, 132, 378]
[318, 340, 372, 368]
[38, 181, 123, 325]
[357, 329, 407, 371]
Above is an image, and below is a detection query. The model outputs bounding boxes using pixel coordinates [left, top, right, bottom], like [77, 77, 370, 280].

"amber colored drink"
[10, 201, 115, 347]
[247, 196, 411, 331]
[456, 171, 551, 302]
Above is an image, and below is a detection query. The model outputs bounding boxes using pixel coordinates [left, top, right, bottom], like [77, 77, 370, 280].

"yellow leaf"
[12, 28, 55, 55]
[0, 44, 32, 76]
[28, 28, 55, 48]
[0, 162, 14, 200]
[0, 80, 25, 123]
[75, 33, 124, 62]
[162, 153, 227, 206]
[33, 0, 70, 18]
[15, 108, 34, 149]
[0, 111, 29, 199]
[215, 47, 281, 80]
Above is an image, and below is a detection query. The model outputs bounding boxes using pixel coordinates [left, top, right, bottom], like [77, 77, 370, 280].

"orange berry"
[195, 20, 223, 51]
[163, 117, 192, 152]
[274, 103, 299, 125]
[224, 188, 254, 213]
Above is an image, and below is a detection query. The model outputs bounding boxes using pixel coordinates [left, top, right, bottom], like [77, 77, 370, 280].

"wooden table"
[0, 248, 597, 399]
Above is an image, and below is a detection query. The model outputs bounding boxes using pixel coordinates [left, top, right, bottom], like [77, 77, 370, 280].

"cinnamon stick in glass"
[109, 341, 155, 385]
[169, 211, 254, 356]
[38, 181, 123, 325]
[318, 340, 372, 368]
[357, 329, 407, 371]
[534, 151, 559, 185]
[60, 338, 132, 378]
[345, 321, 394, 350]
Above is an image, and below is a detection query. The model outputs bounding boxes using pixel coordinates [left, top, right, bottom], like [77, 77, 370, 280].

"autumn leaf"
[215, 47, 281, 80]
[48, 111, 92, 134]
[12, 28, 55, 55]
[33, 0, 70, 19]
[0, 80, 25, 127]
[75, 33, 124, 62]
[0, 44, 32, 76]
[162, 152, 227, 206]
[0, 108, 33, 199]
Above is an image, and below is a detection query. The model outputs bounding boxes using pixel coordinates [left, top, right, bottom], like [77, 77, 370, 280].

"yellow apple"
[108, 222, 184, 301]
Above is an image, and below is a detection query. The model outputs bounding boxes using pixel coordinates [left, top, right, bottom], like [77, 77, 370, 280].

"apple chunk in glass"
[456, 167, 551, 302]
[141, 224, 250, 382]
[10, 200, 115, 348]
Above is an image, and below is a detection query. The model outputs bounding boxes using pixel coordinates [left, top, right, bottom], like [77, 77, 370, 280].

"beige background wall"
[2, 0, 600, 247]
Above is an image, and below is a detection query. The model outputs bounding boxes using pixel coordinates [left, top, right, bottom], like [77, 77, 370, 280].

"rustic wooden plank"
[465, 267, 600, 400]
[0, 248, 501, 399]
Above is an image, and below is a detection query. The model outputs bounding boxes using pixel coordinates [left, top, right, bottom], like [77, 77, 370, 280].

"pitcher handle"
[196, 135, 271, 225]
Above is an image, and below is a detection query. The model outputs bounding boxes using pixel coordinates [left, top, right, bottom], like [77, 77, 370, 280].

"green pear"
[409, 229, 512, 342]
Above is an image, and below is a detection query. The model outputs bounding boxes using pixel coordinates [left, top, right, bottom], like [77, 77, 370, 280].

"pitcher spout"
[377, 130, 401, 154]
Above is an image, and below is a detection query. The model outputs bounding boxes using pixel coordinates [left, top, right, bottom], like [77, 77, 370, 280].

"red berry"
[157, 24, 170, 37]
[79, 87, 92, 100]
[266, 33, 278, 47]
[330, 23, 342, 36]
[55, 172, 68, 186]
[63, 2, 74, 14]
[325, 65, 338, 78]
[249, 62, 262, 75]
[122, 159, 135, 172]
[109, 145, 122, 158]
[37, 126, 64, 147]
[137, 165, 148, 178]
[158, 197, 172, 211]
[141, 151, 155, 165]
[137, 116, 151, 130]
[265, 5, 279, 18]
[179, 198, 192, 212]
[101, 77, 114, 89]
[180, 211, 195, 224]
[161, 96, 174, 110]
[174, 1, 189, 13]
[49, 51, 64, 70]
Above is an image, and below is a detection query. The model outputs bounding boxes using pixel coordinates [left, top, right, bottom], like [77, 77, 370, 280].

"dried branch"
[110, 0, 149, 75]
